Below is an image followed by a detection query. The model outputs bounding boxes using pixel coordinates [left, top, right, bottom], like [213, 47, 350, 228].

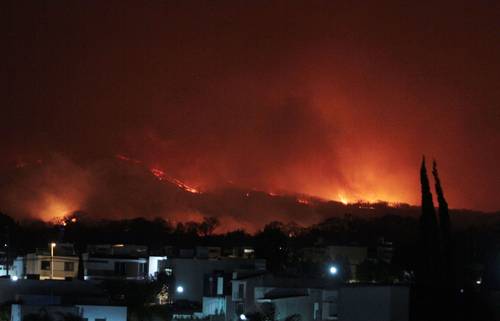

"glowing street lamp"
[176, 285, 184, 293]
[50, 242, 56, 280]
[329, 265, 338, 275]
[239, 314, 247, 321]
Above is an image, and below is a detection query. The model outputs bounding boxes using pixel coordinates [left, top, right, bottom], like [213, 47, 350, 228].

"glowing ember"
[115, 154, 201, 194]
[150, 168, 167, 181]
[115, 154, 142, 164]
[297, 198, 309, 205]
[150, 167, 200, 193]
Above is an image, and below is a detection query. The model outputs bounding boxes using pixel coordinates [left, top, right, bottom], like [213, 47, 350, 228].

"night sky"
[4, 1, 500, 224]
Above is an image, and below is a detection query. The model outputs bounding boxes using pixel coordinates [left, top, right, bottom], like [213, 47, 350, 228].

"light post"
[50, 243, 56, 280]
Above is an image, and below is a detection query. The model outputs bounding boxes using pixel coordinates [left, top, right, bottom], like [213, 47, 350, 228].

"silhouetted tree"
[416, 157, 442, 321]
[418, 157, 440, 285]
[432, 161, 450, 242]
[199, 216, 220, 237]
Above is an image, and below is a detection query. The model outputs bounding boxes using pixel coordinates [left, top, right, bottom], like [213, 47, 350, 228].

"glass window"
[64, 262, 75, 271]
[114, 262, 126, 275]
[238, 283, 245, 299]
[41, 261, 50, 270]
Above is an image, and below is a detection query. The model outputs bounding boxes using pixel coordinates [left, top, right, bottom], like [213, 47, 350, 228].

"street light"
[329, 265, 338, 275]
[239, 314, 247, 321]
[176, 285, 184, 293]
[50, 243, 56, 280]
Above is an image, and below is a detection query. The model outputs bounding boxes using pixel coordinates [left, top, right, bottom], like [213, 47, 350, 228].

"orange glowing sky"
[2, 1, 500, 224]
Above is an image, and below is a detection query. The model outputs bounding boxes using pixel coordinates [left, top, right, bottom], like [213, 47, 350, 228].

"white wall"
[10, 304, 21, 321]
[25, 254, 79, 280]
[148, 256, 167, 278]
[77, 305, 127, 321]
[203, 297, 228, 316]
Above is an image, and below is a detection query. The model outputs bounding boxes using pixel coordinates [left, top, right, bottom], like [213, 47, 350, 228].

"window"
[41, 261, 50, 270]
[314, 302, 319, 320]
[238, 283, 245, 299]
[217, 277, 224, 295]
[114, 262, 126, 275]
[139, 263, 145, 275]
[64, 262, 74, 271]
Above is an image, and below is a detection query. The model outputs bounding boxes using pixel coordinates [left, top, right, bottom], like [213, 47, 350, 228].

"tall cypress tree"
[419, 157, 440, 284]
[432, 161, 450, 243]
[432, 160, 453, 287]
[416, 157, 442, 321]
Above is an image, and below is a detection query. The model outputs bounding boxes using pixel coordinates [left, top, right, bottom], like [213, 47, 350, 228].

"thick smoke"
[3, 0, 500, 225]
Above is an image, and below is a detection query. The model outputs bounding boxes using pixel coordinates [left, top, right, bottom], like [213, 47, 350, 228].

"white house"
[83, 244, 148, 281]
[21, 243, 79, 280]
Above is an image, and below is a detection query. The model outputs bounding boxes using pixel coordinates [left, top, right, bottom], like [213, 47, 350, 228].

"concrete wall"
[11, 305, 79, 321]
[148, 256, 168, 278]
[10, 304, 127, 321]
[0, 279, 107, 305]
[77, 305, 127, 321]
[272, 296, 315, 321]
[338, 286, 409, 321]
[203, 296, 231, 316]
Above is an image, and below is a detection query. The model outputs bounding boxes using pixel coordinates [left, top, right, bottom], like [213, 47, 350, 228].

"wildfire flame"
[296, 198, 309, 205]
[150, 167, 200, 193]
[116, 154, 201, 194]
[337, 193, 349, 205]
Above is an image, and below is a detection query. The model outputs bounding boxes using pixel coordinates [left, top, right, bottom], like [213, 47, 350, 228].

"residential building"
[83, 244, 148, 281]
[325, 245, 367, 280]
[202, 273, 409, 321]
[299, 246, 368, 280]
[23, 243, 79, 280]
[148, 255, 168, 278]
[377, 238, 394, 264]
[230, 273, 338, 321]
[167, 257, 266, 303]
